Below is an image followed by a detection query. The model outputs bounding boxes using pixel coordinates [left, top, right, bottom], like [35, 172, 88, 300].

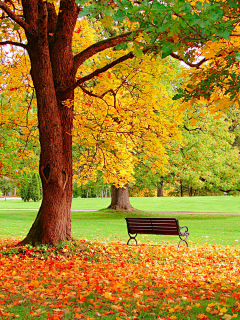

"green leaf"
[133, 43, 143, 58]
[115, 42, 128, 51]
[13, 23, 20, 31]
[236, 51, 240, 61]
[162, 42, 178, 59]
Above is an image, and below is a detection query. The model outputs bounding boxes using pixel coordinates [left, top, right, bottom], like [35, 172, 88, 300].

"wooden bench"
[125, 217, 189, 247]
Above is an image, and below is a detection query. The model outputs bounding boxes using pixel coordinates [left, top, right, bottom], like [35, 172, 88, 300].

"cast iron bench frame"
[125, 217, 189, 247]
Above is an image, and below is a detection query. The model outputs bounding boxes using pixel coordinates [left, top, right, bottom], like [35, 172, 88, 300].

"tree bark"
[157, 181, 164, 197]
[108, 184, 135, 211]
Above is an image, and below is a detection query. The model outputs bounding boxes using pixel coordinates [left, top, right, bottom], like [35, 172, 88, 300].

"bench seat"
[125, 217, 189, 247]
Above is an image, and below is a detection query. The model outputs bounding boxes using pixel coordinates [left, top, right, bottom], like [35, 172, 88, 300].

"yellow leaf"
[101, 16, 114, 28]
[103, 292, 115, 301]
[208, 303, 216, 308]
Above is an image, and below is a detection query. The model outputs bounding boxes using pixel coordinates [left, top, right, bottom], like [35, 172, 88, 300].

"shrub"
[30, 172, 42, 202]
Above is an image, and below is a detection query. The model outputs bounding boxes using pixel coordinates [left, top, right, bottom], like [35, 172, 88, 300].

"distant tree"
[168, 111, 240, 196]
[0, 177, 13, 201]
[73, 54, 183, 210]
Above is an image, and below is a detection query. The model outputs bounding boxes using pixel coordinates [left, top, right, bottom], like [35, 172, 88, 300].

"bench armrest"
[180, 226, 188, 233]
[179, 226, 189, 239]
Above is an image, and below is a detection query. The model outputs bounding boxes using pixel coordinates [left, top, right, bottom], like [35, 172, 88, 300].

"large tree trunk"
[108, 184, 135, 211]
[20, 1, 78, 245]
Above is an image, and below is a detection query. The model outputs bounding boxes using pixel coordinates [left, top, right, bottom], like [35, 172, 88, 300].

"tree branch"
[0, 40, 27, 49]
[79, 85, 116, 100]
[0, 1, 31, 33]
[170, 52, 207, 69]
[38, 1, 48, 48]
[73, 31, 134, 74]
[183, 124, 203, 132]
[72, 51, 135, 91]
[54, 0, 79, 45]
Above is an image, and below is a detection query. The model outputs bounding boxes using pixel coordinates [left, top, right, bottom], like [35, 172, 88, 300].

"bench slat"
[128, 228, 179, 234]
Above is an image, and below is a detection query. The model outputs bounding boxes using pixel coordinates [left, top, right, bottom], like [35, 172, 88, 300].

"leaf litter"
[0, 239, 240, 319]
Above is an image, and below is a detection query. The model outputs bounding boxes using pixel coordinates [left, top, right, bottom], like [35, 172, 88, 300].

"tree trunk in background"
[108, 184, 135, 211]
[157, 181, 164, 197]
[180, 180, 183, 197]
[189, 186, 193, 197]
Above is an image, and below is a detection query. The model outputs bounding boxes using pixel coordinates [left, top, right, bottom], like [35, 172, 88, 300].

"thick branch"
[0, 40, 27, 49]
[0, 1, 31, 33]
[46, 2, 57, 34]
[53, 0, 79, 46]
[73, 31, 133, 74]
[38, 1, 48, 48]
[73, 51, 135, 90]
[170, 52, 207, 69]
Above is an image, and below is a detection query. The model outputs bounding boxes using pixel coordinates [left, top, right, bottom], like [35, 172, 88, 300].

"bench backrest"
[125, 217, 180, 235]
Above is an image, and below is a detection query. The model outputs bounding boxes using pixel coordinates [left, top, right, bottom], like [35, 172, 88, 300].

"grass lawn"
[1, 195, 240, 213]
[1, 209, 240, 246]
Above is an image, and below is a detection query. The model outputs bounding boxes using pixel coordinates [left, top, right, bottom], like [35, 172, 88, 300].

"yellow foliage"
[181, 24, 240, 113]
[73, 44, 183, 187]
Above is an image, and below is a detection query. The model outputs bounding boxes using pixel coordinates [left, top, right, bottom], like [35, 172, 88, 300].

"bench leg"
[127, 233, 138, 245]
[178, 239, 188, 247]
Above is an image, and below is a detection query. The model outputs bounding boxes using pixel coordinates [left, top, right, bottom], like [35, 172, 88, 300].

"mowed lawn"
[0, 196, 240, 245]
[0, 195, 239, 212]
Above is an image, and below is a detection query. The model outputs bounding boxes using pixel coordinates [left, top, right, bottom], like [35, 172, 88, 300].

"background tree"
[167, 110, 240, 196]
[73, 53, 183, 210]
[0, 177, 13, 200]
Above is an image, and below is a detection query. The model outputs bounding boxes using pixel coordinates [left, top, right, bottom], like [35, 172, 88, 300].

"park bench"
[125, 217, 189, 247]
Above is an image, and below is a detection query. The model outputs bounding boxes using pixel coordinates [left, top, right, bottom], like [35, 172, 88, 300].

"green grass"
[1, 195, 239, 212]
[0, 196, 240, 213]
[1, 209, 240, 246]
